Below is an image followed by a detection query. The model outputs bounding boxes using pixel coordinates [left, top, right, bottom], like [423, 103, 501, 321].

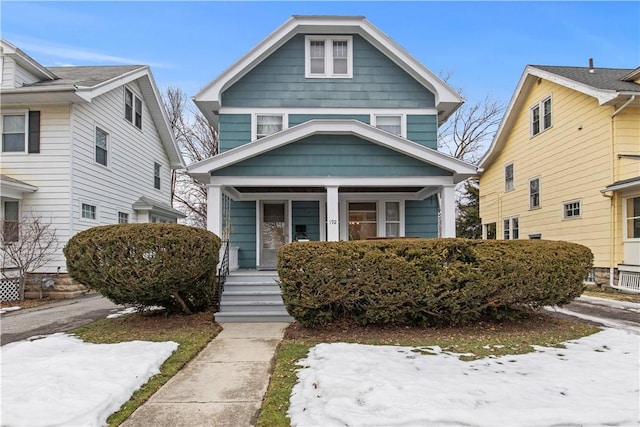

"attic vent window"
[305, 36, 353, 79]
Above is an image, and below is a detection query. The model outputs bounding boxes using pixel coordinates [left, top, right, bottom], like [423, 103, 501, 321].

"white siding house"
[0, 39, 185, 281]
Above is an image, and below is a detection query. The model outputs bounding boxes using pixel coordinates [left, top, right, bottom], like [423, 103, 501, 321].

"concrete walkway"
[121, 322, 290, 427]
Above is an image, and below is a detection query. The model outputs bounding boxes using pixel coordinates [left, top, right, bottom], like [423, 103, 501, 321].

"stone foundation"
[24, 273, 88, 300]
[586, 267, 619, 288]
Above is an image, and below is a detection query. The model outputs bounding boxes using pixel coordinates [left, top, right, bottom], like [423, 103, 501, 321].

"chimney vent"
[589, 58, 595, 73]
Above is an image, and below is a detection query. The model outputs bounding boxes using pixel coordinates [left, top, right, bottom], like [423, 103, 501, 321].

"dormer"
[1, 39, 57, 89]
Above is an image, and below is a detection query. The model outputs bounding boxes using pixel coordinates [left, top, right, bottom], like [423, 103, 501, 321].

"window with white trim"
[124, 87, 142, 130]
[153, 162, 161, 190]
[531, 96, 552, 136]
[95, 127, 108, 166]
[563, 200, 581, 219]
[118, 212, 129, 224]
[3, 200, 20, 242]
[305, 36, 353, 78]
[385, 202, 400, 237]
[348, 202, 377, 240]
[503, 217, 519, 240]
[81, 203, 97, 220]
[374, 115, 402, 136]
[256, 114, 284, 139]
[625, 196, 640, 239]
[505, 163, 514, 191]
[2, 113, 26, 152]
[529, 177, 540, 209]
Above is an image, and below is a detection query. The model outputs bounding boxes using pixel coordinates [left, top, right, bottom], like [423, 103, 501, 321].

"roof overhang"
[193, 15, 463, 126]
[0, 175, 38, 199]
[601, 177, 640, 193]
[1, 39, 58, 81]
[479, 65, 640, 171]
[132, 196, 186, 219]
[187, 119, 477, 184]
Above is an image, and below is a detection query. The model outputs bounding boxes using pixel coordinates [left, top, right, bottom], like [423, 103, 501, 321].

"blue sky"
[1, 1, 638, 106]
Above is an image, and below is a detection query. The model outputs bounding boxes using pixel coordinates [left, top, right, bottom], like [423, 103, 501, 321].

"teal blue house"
[189, 16, 477, 270]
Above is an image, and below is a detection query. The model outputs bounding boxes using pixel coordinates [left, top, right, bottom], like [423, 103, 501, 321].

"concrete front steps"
[215, 270, 294, 323]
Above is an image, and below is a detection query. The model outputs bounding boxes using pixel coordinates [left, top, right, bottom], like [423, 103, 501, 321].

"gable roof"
[1, 40, 184, 169]
[187, 119, 477, 184]
[0, 39, 58, 81]
[194, 15, 462, 126]
[479, 64, 640, 170]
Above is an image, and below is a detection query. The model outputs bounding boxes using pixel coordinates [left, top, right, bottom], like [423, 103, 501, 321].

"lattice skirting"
[1, 277, 20, 302]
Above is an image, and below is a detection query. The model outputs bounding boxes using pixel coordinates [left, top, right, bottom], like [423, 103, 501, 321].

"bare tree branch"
[163, 86, 219, 228]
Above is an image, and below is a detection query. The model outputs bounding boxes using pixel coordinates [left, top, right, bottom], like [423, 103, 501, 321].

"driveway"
[1, 293, 123, 345]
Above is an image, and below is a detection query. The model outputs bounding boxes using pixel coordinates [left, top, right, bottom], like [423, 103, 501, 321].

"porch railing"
[215, 240, 230, 311]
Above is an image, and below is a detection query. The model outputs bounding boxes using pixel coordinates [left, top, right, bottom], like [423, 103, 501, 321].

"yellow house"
[479, 64, 640, 292]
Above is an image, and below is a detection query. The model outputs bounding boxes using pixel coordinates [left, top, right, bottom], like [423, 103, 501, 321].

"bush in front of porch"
[277, 239, 592, 327]
[64, 223, 220, 314]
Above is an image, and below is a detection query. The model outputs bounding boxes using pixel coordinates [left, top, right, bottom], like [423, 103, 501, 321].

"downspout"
[607, 95, 636, 287]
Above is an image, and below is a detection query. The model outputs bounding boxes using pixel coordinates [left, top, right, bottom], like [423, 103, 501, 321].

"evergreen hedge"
[277, 239, 592, 327]
[64, 223, 220, 314]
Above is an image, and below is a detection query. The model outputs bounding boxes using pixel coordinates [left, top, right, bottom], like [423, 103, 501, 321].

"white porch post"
[326, 185, 340, 241]
[207, 184, 223, 237]
[440, 184, 456, 237]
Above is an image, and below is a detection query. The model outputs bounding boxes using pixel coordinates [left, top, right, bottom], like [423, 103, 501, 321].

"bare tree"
[438, 95, 505, 164]
[0, 213, 59, 299]
[163, 86, 218, 227]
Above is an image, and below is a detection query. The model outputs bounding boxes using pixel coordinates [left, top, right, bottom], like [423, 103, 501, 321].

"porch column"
[440, 184, 456, 237]
[207, 184, 223, 237]
[326, 185, 339, 241]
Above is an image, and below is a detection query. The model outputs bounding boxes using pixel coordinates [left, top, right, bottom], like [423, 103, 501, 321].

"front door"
[260, 202, 288, 269]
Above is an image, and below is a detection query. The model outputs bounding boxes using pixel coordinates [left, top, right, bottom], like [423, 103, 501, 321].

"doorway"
[259, 201, 288, 269]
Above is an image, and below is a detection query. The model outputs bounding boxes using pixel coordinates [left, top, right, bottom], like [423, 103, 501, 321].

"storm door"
[259, 202, 288, 269]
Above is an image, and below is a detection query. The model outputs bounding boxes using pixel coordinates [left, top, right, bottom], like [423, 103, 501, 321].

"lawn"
[72, 309, 221, 426]
[257, 312, 602, 427]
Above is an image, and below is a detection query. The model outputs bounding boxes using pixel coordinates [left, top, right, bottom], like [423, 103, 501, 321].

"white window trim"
[94, 124, 110, 168]
[305, 35, 353, 79]
[1, 109, 29, 154]
[80, 201, 99, 223]
[153, 162, 161, 191]
[124, 86, 143, 131]
[2, 199, 21, 243]
[252, 113, 288, 141]
[118, 211, 130, 224]
[381, 200, 403, 238]
[530, 95, 552, 137]
[505, 163, 515, 192]
[623, 195, 640, 241]
[372, 114, 406, 138]
[503, 216, 519, 240]
[562, 199, 582, 220]
[529, 176, 540, 210]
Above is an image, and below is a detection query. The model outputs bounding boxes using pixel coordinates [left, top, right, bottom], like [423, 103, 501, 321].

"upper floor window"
[95, 127, 108, 167]
[529, 177, 540, 209]
[531, 96, 552, 136]
[256, 114, 284, 139]
[563, 200, 581, 219]
[1, 111, 40, 153]
[505, 163, 514, 192]
[305, 36, 353, 78]
[374, 115, 402, 136]
[154, 162, 161, 190]
[124, 88, 143, 130]
[2, 113, 26, 152]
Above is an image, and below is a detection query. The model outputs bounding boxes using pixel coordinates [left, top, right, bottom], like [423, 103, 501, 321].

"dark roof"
[532, 65, 640, 93]
[604, 176, 640, 191]
[25, 65, 144, 88]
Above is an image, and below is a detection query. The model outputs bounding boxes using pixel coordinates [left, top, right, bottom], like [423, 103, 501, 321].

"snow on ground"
[289, 328, 640, 427]
[1, 333, 177, 427]
[0, 306, 21, 315]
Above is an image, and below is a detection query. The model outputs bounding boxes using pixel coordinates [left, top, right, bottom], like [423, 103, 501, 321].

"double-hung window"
[2, 113, 26, 152]
[255, 114, 284, 139]
[529, 177, 540, 209]
[625, 197, 640, 239]
[95, 127, 108, 166]
[124, 88, 143, 130]
[563, 200, 581, 219]
[385, 202, 400, 237]
[374, 115, 402, 136]
[3, 200, 20, 242]
[503, 217, 519, 240]
[305, 36, 353, 78]
[531, 96, 552, 136]
[154, 162, 161, 190]
[505, 163, 514, 191]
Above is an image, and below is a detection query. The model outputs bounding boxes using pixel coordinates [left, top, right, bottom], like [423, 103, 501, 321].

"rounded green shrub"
[277, 238, 592, 327]
[64, 223, 221, 314]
